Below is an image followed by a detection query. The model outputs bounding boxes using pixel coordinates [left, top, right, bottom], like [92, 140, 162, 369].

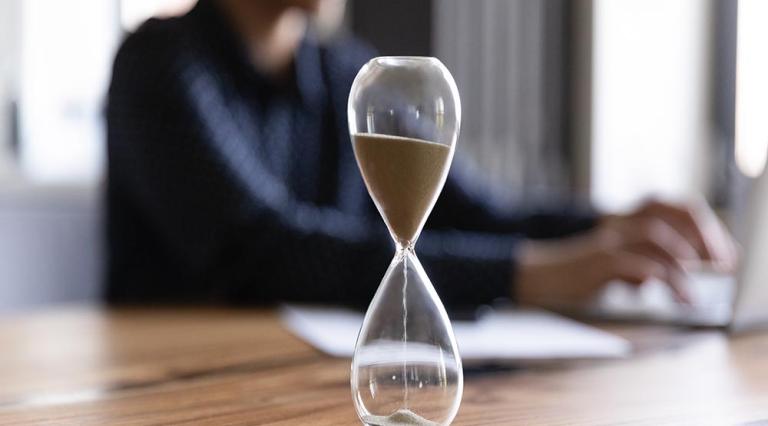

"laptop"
[585, 169, 768, 331]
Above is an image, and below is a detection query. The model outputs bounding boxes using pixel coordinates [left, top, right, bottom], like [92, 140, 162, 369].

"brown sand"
[363, 408, 441, 426]
[353, 133, 452, 246]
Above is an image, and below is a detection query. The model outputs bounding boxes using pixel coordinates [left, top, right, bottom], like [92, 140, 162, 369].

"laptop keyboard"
[594, 272, 736, 325]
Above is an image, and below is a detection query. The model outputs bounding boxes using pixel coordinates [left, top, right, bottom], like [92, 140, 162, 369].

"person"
[106, 0, 737, 310]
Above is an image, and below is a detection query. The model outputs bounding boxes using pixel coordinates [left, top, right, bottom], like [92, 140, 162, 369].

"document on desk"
[281, 305, 631, 362]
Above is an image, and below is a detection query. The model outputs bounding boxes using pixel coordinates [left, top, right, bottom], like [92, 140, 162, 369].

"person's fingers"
[639, 199, 737, 269]
[664, 267, 690, 304]
[609, 250, 665, 285]
[602, 216, 695, 303]
[638, 200, 710, 258]
[619, 218, 700, 268]
[687, 199, 739, 270]
[623, 247, 691, 304]
[609, 250, 691, 304]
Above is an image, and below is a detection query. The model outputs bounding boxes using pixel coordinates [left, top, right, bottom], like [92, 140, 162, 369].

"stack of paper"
[281, 305, 631, 363]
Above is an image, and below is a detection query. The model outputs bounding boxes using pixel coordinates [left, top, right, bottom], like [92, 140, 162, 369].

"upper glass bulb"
[348, 56, 460, 248]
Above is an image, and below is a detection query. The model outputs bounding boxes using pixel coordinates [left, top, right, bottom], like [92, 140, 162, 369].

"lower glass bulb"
[351, 248, 463, 426]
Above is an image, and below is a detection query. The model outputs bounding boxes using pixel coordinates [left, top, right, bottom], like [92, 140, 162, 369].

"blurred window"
[19, 0, 119, 183]
[591, 0, 713, 211]
[735, 0, 768, 178]
[15, 0, 193, 184]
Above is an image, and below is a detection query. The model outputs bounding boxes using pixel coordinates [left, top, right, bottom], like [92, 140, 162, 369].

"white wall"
[0, 184, 102, 312]
[591, 0, 714, 212]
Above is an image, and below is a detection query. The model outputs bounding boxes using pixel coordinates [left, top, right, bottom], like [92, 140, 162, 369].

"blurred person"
[106, 0, 737, 309]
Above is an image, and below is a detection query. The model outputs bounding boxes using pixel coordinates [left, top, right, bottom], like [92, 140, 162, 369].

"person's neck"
[216, 0, 307, 77]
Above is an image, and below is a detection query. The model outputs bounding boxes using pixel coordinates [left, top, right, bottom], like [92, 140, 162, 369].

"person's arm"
[515, 199, 739, 308]
[429, 162, 597, 239]
[107, 30, 519, 308]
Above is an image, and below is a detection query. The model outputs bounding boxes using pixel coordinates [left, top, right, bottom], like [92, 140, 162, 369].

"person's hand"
[515, 199, 738, 308]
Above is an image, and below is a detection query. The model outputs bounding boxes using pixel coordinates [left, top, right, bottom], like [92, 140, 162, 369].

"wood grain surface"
[0, 307, 767, 425]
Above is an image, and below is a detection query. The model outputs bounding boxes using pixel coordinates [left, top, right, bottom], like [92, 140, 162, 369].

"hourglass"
[348, 57, 463, 426]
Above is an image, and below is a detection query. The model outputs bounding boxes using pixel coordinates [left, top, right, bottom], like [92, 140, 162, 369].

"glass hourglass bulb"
[348, 57, 463, 426]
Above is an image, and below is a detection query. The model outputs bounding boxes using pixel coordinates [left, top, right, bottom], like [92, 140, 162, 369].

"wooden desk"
[0, 308, 767, 425]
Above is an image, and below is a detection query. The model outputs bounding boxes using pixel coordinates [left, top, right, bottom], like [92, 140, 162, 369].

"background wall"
[0, 0, 21, 182]
[0, 185, 102, 313]
[0, 0, 745, 312]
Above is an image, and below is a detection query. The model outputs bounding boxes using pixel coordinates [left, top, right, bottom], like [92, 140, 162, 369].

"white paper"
[280, 305, 631, 363]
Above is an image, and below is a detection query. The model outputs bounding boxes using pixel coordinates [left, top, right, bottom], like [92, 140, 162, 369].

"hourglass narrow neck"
[395, 242, 416, 257]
